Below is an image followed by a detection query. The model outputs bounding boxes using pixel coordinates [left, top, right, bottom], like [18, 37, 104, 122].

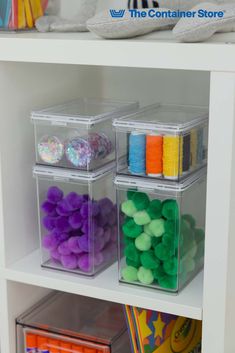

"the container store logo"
[110, 9, 126, 18]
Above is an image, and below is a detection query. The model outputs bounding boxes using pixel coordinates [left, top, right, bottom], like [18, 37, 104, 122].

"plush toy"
[41, 186, 117, 274]
[120, 189, 205, 290]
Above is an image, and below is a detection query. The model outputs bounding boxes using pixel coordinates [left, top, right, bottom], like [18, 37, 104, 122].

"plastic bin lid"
[33, 163, 115, 182]
[113, 103, 208, 133]
[16, 292, 126, 345]
[114, 167, 207, 192]
[31, 98, 138, 126]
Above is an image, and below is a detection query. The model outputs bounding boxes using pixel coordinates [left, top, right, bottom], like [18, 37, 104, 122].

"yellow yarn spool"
[163, 135, 183, 179]
[190, 129, 198, 170]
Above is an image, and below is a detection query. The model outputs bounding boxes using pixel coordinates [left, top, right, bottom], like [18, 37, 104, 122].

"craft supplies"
[124, 306, 202, 353]
[113, 104, 208, 181]
[34, 164, 117, 276]
[0, 0, 47, 30]
[26, 333, 37, 353]
[115, 169, 206, 293]
[17, 292, 131, 353]
[32, 98, 138, 171]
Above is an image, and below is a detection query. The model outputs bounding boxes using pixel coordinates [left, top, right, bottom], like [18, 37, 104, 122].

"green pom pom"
[144, 224, 154, 236]
[153, 265, 166, 280]
[134, 211, 151, 226]
[162, 233, 178, 250]
[151, 236, 162, 248]
[122, 219, 143, 238]
[137, 267, 154, 285]
[154, 243, 173, 261]
[135, 233, 152, 251]
[194, 228, 205, 244]
[182, 214, 196, 229]
[127, 190, 137, 200]
[124, 234, 134, 245]
[163, 258, 178, 276]
[149, 219, 165, 237]
[122, 266, 138, 282]
[140, 250, 160, 270]
[165, 219, 179, 236]
[195, 240, 204, 260]
[121, 200, 137, 217]
[162, 200, 179, 220]
[126, 257, 141, 268]
[187, 241, 198, 258]
[124, 243, 140, 263]
[147, 200, 162, 219]
[180, 256, 196, 274]
[158, 275, 177, 290]
[181, 219, 193, 238]
[132, 192, 150, 211]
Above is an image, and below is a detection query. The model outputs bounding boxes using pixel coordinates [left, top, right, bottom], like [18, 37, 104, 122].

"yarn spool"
[129, 132, 146, 175]
[197, 127, 204, 165]
[190, 129, 198, 170]
[146, 134, 163, 177]
[38, 135, 64, 165]
[182, 133, 191, 174]
[163, 135, 183, 180]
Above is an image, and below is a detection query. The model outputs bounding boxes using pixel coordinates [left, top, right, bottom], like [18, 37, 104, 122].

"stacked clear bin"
[17, 292, 131, 353]
[32, 98, 138, 276]
[113, 104, 208, 293]
[113, 104, 208, 181]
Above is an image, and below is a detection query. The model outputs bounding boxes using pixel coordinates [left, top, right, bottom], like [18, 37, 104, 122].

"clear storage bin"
[0, 0, 48, 30]
[32, 98, 138, 171]
[33, 163, 117, 276]
[115, 168, 206, 293]
[17, 292, 130, 353]
[113, 104, 208, 181]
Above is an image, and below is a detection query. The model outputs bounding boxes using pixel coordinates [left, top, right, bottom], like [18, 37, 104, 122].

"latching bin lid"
[16, 292, 127, 345]
[113, 103, 208, 133]
[31, 98, 138, 126]
[114, 167, 207, 193]
[33, 162, 115, 182]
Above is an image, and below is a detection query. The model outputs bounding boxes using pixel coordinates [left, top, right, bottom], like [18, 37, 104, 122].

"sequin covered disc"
[38, 135, 64, 164]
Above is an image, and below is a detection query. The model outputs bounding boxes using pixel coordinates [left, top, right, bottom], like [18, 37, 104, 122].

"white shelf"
[3, 249, 203, 320]
[0, 30, 235, 71]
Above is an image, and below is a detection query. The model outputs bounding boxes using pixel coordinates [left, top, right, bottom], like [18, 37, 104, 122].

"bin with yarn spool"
[113, 104, 208, 181]
[115, 168, 206, 293]
[32, 98, 138, 172]
[33, 163, 117, 276]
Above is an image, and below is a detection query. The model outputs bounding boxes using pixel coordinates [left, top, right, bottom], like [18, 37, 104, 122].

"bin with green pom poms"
[115, 168, 206, 293]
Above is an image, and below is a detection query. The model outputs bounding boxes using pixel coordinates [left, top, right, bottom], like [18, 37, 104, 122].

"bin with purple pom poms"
[33, 163, 117, 276]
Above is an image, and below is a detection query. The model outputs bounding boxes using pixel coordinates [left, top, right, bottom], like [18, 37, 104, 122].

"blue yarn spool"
[197, 128, 204, 164]
[128, 132, 146, 175]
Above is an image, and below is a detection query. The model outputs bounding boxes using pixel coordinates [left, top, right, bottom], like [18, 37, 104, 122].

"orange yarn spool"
[146, 134, 163, 176]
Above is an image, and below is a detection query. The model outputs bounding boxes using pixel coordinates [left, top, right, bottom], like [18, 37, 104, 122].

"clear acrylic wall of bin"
[16, 292, 131, 353]
[115, 169, 206, 293]
[33, 163, 117, 276]
[32, 98, 138, 172]
[113, 104, 208, 181]
[0, 0, 48, 30]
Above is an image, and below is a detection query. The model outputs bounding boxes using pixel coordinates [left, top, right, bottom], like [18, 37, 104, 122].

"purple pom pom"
[96, 213, 108, 227]
[59, 232, 70, 241]
[56, 199, 73, 216]
[61, 254, 78, 269]
[65, 192, 83, 210]
[78, 254, 92, 273]
[70, 229, 83, 237]
[47, 186, 63, 203]
[103, 227, 111, 244]
[82, 194, 90, 202]
[94, 252, 104, 267]
[81, 202, 89, 219]
[55, 216, 71, 232]
[94, 236, 105, 253]
[81, 219, 98, 235]
[69, 211, 83, 230]
[111, 225, 117, 243]
[43, 216, 56, 231]
[50, 248, 61, 261]
[96, 227, 104, 237]
[107, 209, 117, 226]
[91, 201, 100, 216]
[58, 241, 71, 256]
[98, 198, 113, 216]
[78, 234, 89, 253]
[68, 237, 83, 254]
[43, 233, 60, 251]
[41, 201, 56, 215]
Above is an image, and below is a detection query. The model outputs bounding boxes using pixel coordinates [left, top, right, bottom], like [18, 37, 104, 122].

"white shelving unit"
[0, 30, 234, 353]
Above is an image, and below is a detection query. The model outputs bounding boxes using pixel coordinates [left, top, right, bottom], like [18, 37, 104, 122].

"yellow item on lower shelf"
[30, 0, 43, 20]
[18, 0, 26, 29]
[24, 0, 33, 28]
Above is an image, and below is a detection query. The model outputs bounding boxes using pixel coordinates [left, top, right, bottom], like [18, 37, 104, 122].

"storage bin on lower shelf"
[124, 306, 202, 353]
[115, 168, 206, 293]
[16, 292, 131, 353]
[33, 163, 117, 276]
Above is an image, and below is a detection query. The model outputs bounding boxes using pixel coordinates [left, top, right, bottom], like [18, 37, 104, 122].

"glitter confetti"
[38, 135, 64, 164]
